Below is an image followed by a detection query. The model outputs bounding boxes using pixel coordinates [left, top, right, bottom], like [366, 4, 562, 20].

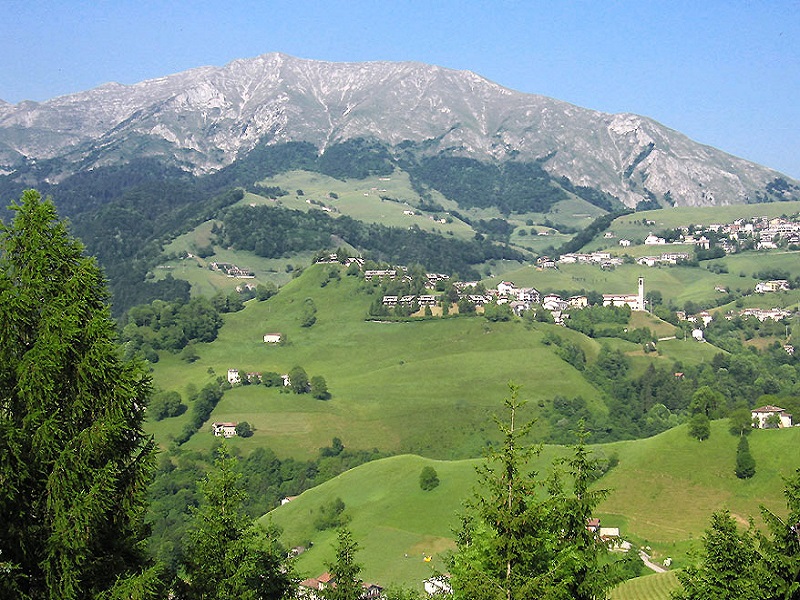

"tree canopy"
[0, 190, 160, 599]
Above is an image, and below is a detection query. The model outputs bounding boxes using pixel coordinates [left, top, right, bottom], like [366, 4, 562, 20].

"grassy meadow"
[262, 422, 800, 590]
[610, 571, 681, 600]
[147, 264, 612, 458]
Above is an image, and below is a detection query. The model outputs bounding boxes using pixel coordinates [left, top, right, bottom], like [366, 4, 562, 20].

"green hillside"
[146, 264, 610, 458]
[264, 423, 800, 590]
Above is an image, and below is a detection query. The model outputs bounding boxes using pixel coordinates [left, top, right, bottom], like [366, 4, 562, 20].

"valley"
[4, 52, 800, 598]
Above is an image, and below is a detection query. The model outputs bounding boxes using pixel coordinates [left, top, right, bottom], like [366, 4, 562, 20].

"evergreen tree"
[0, 190, 161, 599]
[735, 435, 756, 479]
[542, 424, 612, 599]
[323, 528, 363, 600]
[449, 387, 612, 600]
[756, 469, 800, 600]
[449, 383, 550, 600]
[673, 510, 767, 600]
[177, 444, 292, 599]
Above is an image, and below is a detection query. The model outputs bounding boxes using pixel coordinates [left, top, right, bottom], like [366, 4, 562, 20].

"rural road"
[639, 550, 667, 573]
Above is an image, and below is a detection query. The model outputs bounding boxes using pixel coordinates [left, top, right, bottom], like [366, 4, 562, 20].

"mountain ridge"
[0, 52, 796, 207]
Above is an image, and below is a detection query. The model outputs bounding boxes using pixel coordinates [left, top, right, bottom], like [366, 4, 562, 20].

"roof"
[752, 405, 785, 413]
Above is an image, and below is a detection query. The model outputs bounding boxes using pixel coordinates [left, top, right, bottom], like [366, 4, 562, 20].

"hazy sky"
[2, 0, 798, 178]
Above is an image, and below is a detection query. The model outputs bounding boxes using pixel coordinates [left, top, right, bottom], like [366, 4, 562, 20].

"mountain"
[0, 52, 797, 207]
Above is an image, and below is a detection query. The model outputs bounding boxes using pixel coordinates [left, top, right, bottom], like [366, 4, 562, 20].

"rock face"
[0, 52, 794, 207]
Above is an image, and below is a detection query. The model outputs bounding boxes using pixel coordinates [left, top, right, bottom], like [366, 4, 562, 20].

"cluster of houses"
[209, 261, 255, 278]
[298, 573, 384, 599]
[558, 251, 623, 269]
[634, 213, 800, 253]
[635, 252, 691, 267]
[374, 274, 644, 324]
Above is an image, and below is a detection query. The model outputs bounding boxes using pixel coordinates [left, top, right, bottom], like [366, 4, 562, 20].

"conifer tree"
[673, 510, 767, 600]
[449, 387, 612, 600]
[177, 444, 292, 599]
[449, 383, 550, 600]
[735, 434, 756, 479]
[756, 469, 800, 600]
[322, 528, 363, 600]
[542, 424, 612, 599]
[0, 190, 160, 599]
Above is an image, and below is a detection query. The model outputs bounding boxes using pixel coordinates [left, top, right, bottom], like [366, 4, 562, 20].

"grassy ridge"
[263, 423, 800, 589]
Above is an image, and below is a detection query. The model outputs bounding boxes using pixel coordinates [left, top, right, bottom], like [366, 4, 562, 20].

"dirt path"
[639, 550, 667, 573]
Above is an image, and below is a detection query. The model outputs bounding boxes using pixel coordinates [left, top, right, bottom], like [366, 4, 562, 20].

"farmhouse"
[298, 573, 383, 600]
[755, 280, 791, 293]
[751, 405, 793, 429]
[644, 234, 666, 245]
[364, 269, 397, 281]
[227, 368, 241, 385]
[211, 422, 237, 438]
[263, 332, 282, 343]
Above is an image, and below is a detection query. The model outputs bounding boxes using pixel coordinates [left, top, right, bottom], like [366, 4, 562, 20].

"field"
[263, 423, 800, 590]
[610, 571, 681, 600]
[609, 201, 800, 241]
[248, 170, 476, 237]
[147, 264, 612, 458]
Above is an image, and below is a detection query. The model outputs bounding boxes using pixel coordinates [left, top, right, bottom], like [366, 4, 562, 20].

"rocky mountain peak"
[0, 53, 795, 207]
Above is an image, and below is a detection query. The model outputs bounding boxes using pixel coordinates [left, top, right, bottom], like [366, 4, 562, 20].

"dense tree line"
[551, 208, 632, 256]
[410, 155, 567, 214]
[218, 204, 524, 279]
[120, 296, 228, 360]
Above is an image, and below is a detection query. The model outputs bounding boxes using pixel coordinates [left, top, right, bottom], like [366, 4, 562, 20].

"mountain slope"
[1, 53, 796, 207]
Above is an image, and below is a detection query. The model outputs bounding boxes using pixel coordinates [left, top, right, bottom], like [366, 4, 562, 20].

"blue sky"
[2, 0, 799, 178]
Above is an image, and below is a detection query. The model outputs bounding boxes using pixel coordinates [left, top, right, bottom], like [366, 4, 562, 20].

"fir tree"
[673, 510, 767, 600]
[542, 423, 612, 599]
[0, 190, 161, 599]
[756, 469, 800, 600]
[323, 528, 363, 600]
[449, 383, 550, 600]
[449, 387, 612, 600]
[177, 444, 292, 599]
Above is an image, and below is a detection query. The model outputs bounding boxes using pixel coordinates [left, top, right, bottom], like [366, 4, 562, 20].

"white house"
[619, 239, 632, 247]
[644, 234, 666, 245]
[227, 368, 241, 385]
[751, 405, 793, 429]
[212, 422, 237, 438]
[263, 333, 282, 344]
[755, 280, 790, 293]
[569, 295, 589, 308]
[497, 281, 516, 296]
[424, 574, 452, 595]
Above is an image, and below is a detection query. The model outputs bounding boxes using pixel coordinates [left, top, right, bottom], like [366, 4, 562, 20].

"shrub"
[419, 466, 440, 491]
